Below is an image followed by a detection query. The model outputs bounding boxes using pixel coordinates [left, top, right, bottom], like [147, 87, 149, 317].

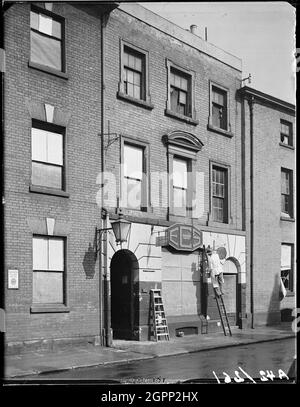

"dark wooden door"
[111, 251, 133, 339]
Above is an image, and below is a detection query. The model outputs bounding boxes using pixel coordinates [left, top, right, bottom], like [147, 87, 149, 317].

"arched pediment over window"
[162, 130, 204, 153]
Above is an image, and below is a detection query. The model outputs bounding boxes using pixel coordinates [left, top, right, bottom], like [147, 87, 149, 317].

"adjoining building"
[1, 2, 295, 353]
[237, 86, 296, 327]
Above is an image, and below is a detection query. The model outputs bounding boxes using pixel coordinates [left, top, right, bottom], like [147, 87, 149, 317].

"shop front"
[107, 221, 246, 341]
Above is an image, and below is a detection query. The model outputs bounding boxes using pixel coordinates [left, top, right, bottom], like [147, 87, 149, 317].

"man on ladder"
[206, 247, 225, 297]
[205, 246, 232, 336]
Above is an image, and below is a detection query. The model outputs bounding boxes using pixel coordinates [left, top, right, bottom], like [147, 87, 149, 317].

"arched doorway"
[222, 257, 241, 326]
[110, 249, 139, 340]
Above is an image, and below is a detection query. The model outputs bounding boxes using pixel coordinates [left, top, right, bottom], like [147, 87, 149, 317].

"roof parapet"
[118, 2, 242, 72]
[237, 86, 295, 113]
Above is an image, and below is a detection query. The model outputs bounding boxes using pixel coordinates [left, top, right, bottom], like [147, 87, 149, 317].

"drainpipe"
[0, 3, 6, 353]
[100, 12, 112, 347]
[100, 12, 105, 347]
[248, 95, 255, 329]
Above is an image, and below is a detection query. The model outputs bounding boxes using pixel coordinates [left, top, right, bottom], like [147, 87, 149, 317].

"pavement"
[3, 323, 296, 379]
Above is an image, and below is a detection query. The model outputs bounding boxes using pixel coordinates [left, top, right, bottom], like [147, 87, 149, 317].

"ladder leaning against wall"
[202, 245, 232, 337]
[150, 289, 170, 341]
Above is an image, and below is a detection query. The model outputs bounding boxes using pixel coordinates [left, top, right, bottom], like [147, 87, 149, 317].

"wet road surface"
[23, 338, 295, 383]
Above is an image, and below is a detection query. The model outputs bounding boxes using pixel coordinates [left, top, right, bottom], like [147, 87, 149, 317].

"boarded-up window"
[32, 236, 65, 304]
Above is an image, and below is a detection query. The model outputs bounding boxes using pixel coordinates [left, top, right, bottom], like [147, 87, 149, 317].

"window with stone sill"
[165, 61, 197, 124]
[163, 130, 203, 218]
[121, 140, 149, 211]
[31, 121, 65, 191]
[170, 69, 190, 117]
[30, 5, 65, 73]
[172, 156, 191, 217]
[32, 236, 66, 305]
[281, 168, 293, 218]
[118, 41, 152, 107]
[210, 164, 229, 223]
[123, 48, 144, 100]
[210, 84, 229, 131]
[280, 120, 293, 147]
[281, 243, 294, 293]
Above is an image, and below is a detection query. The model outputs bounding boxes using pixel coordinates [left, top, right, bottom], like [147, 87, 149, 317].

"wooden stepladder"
[150, 289, 170, 341]
[213, 287, 232, 337]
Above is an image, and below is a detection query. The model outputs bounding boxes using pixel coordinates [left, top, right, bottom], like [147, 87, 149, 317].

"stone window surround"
[165, 59, 199, 126]
[120, 135, 150, 212]
[208, 80, 233, 137]
[117, 39, 154, 110]
[208, 160, 232, 225]
[162, 131, 203, 220]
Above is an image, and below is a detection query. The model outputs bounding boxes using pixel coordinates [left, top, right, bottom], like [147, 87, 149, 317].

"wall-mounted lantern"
[96, 209, 131, 253]
[110, 211, 131, 244]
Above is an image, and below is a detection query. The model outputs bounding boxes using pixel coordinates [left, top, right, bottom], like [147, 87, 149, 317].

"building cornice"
[237, 86, 295, 114]
[117, 2, 242, 73]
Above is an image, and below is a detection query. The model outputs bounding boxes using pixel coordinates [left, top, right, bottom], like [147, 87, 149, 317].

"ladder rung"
[213, 288, 231, 337]
[151, 289, 169, 342]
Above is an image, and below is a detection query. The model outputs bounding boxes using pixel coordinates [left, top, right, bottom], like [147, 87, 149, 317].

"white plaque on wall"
[8, 269, 19, 289]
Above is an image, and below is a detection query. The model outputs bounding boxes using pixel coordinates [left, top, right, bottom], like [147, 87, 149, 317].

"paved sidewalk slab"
[5, 347, 153, 378]
[4, 325, 296, 379]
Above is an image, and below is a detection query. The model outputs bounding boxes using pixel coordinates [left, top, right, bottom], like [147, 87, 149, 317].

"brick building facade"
[1, 2, 295, 353]
[237, 87, 296, 327]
